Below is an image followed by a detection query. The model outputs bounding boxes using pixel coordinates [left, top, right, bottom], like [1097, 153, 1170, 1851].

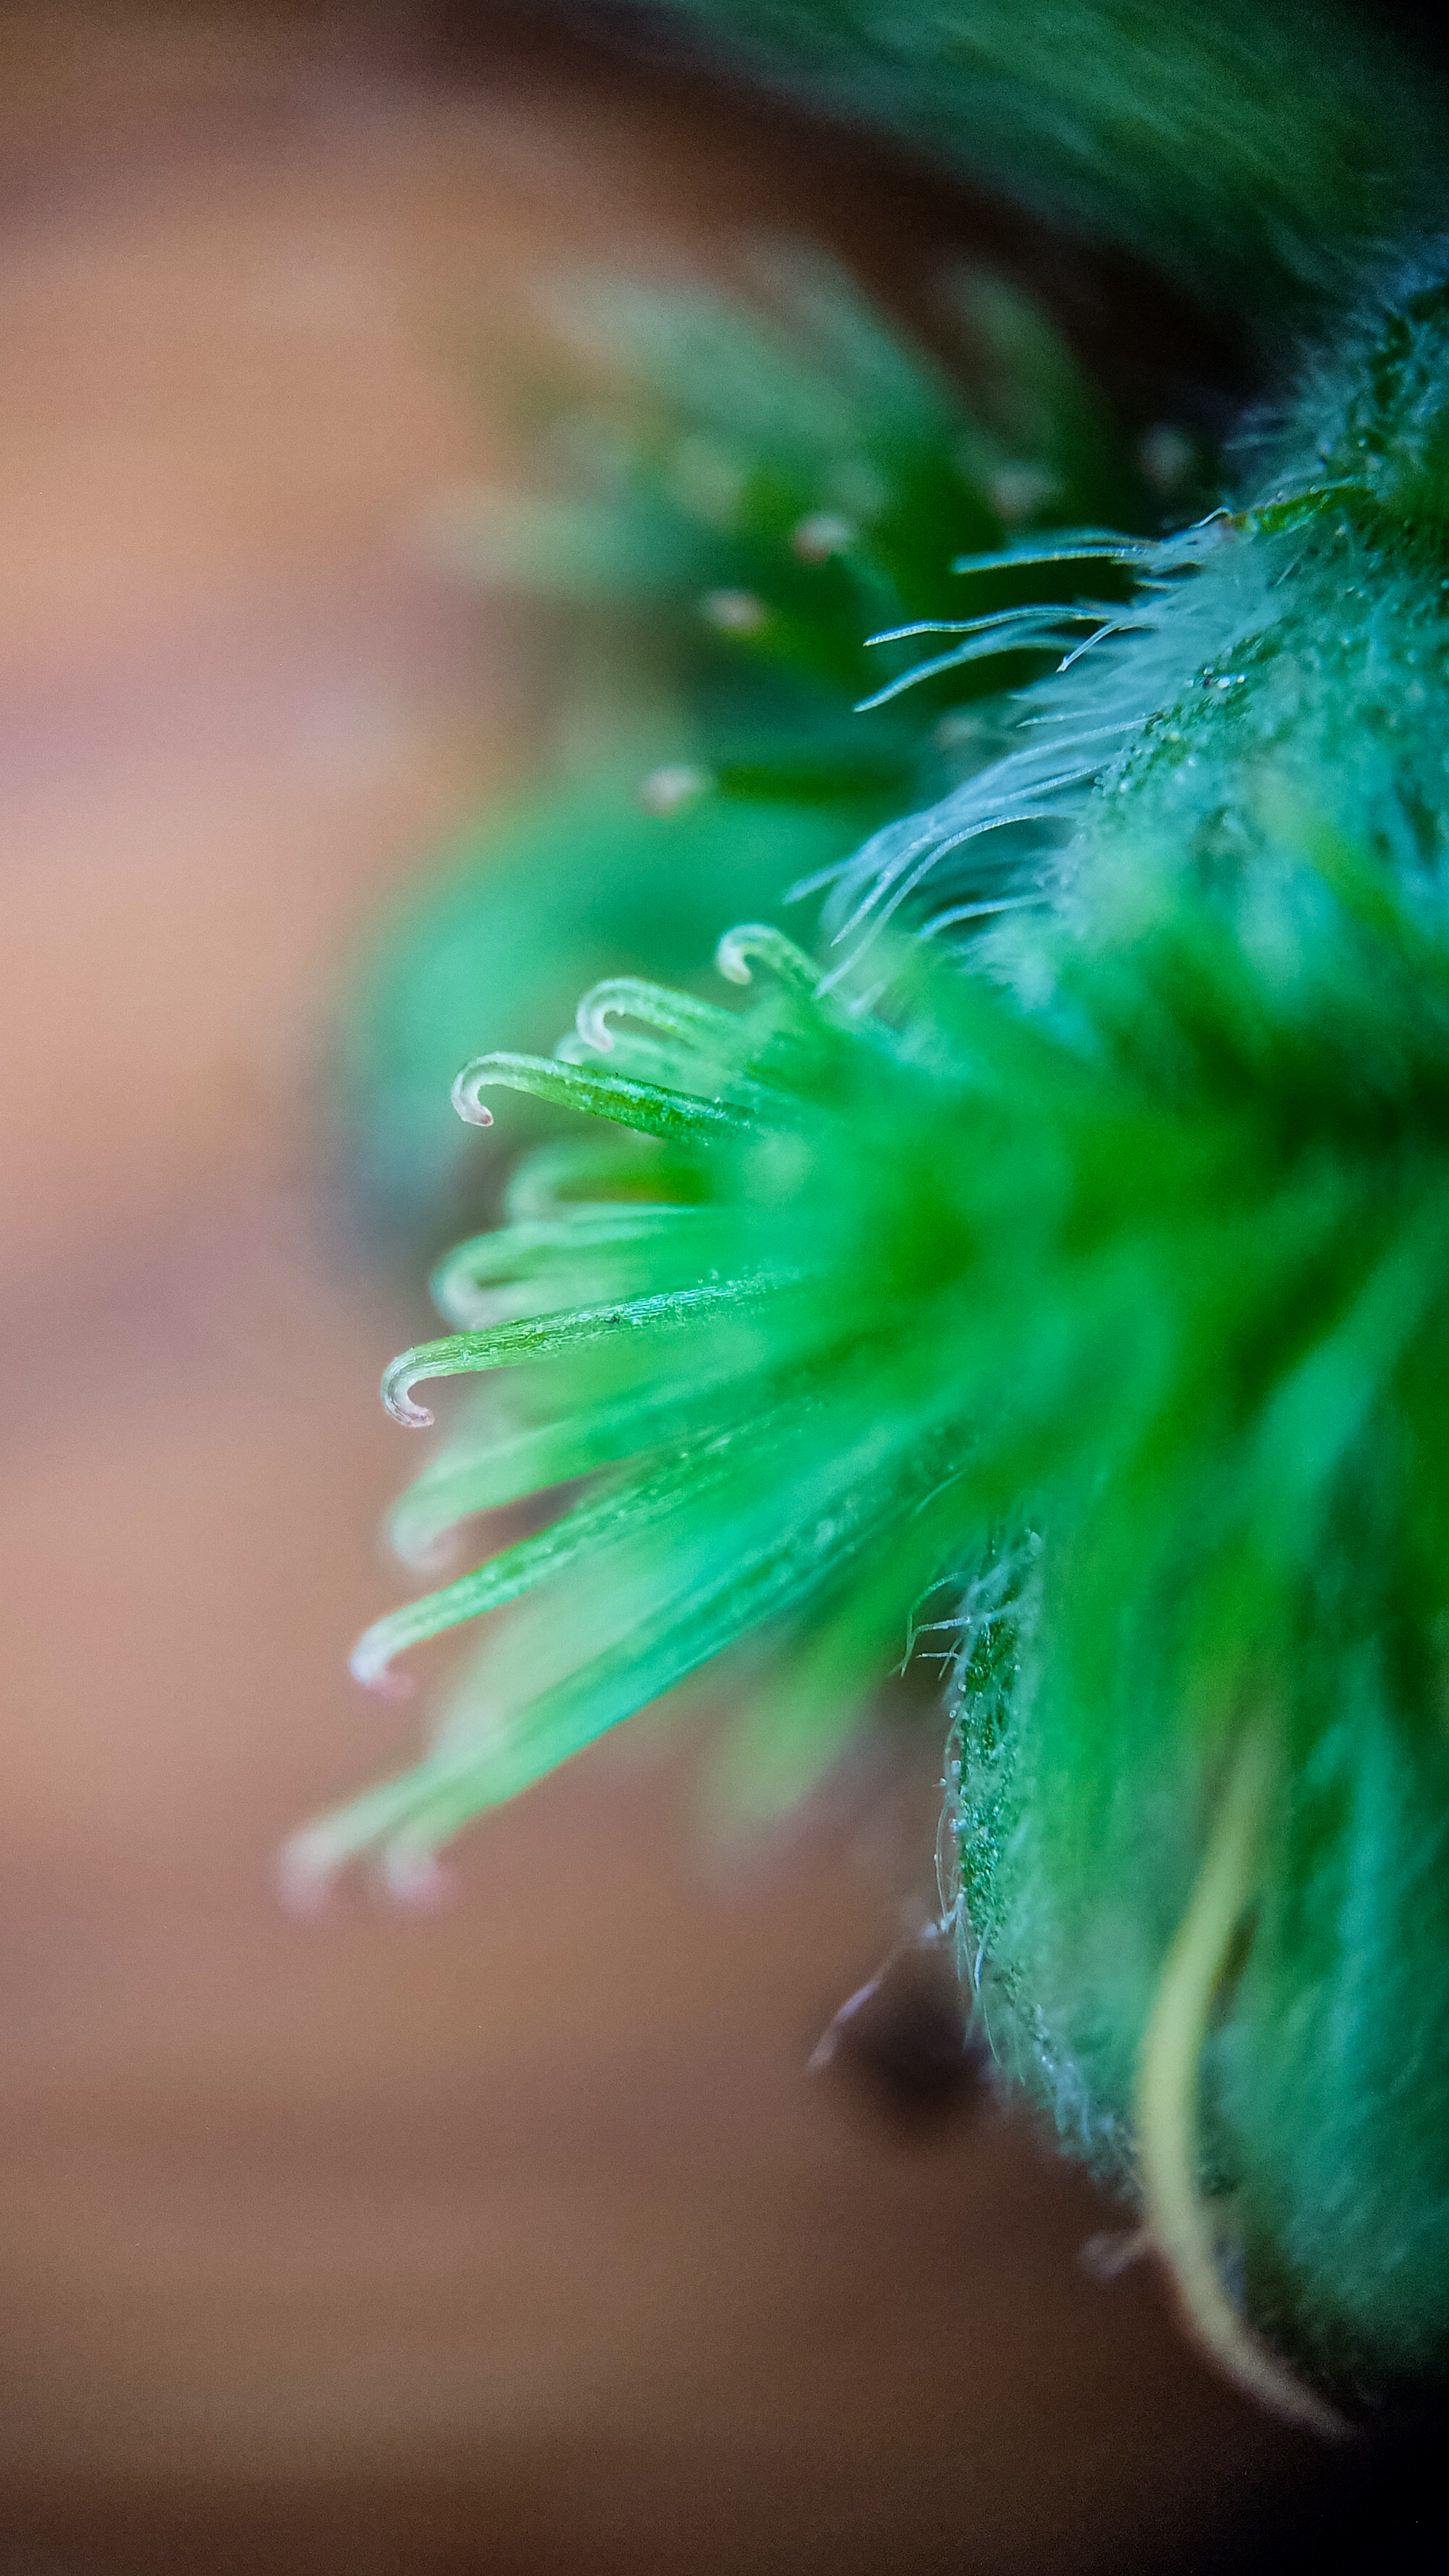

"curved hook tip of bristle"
[348, 1632, 415, 1698]
[381, 1841, 453, 1912]
[575, 992, 616, 1053]
[715, 923, 766, 983]
[381, 1353, 434, 1428]
[714, 922, 818, 993]
[450, 1066, 495, 1128]
[274, 1831, 340, 1921]
[389, 1523, 462, 1577]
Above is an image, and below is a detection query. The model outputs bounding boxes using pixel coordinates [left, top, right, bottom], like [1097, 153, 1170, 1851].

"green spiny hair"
[298, 245, 1449, 2422]
[349, 0, 1449, 1248]
[345, 249, 1157, 1241]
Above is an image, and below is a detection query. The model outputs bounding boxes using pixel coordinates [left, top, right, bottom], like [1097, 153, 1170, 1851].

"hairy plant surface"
[346, 254, 1159, 1239]
[313, 5, 1449, 2430]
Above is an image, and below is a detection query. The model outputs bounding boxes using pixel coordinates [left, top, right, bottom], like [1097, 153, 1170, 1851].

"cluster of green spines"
[821, 267, 1449, 973]
[306, 249, 1449, 2404]
[301, 0, 1449, 2420]
[345, 256, 1157, 1239]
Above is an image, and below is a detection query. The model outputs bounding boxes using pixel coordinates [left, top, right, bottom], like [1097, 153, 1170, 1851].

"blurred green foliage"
[343, 255, 1170, 1240]
[644, 0, 1447, 318]
[316, 0, 1449, 2419]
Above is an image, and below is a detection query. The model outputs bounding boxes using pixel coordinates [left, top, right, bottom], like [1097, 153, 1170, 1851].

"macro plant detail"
[346, 249, 1154, 1238]
[311, 0, 1449, 2443]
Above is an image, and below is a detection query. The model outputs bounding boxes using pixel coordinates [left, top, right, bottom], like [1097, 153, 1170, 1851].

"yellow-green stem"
[1135, 1723, 1349, 2438]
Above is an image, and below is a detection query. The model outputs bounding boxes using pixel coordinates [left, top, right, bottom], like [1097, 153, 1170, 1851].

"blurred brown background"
[0, 6, 1368, 2567]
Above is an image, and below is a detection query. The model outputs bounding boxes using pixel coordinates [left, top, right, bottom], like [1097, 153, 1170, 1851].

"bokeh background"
[0, 6, 1438, 2568]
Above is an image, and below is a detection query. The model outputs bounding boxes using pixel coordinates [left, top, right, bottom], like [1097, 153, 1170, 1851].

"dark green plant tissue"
[311, 3, 1449, 2430]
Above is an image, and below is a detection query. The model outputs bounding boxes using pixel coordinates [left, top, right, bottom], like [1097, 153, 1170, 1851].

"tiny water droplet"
[1137, 422, 1196, 497]
[637, 763, 710, 816]
[792, 510, 854, 562]
[701, 588, 768, 635]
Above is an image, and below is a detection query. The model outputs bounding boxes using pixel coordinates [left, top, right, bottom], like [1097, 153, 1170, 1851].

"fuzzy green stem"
[1135, 1724, 1349, 2438]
